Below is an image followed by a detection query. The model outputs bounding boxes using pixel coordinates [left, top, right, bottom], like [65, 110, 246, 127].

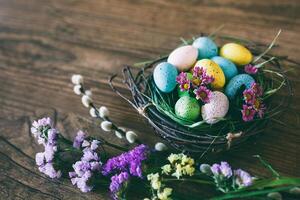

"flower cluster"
[147, 173, 172, 200]
[241, 83, 266, 121]
[102, 144, 150, 199]
[244, 64, 258, 74]
[32, 118, 62, 178]
[200, 161, 254, 193]
[176, 67, 214, 103]
[69, 131, 102, 192]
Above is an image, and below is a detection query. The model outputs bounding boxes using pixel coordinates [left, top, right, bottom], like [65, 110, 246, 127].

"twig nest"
[175, 96, 200, 121]
[154, 142, 168, 151]
[73, 85, 82, 95]
[126, 131, 138, 143]
[211, 56, 238, 81]
[167, 45, 198, 71]
[220, 43, 253, 65]
[99, 106, 110, 118]
[225, 74, 255, 100]
[153, 62, 178, 93]
[194, 59, 225, 89]
[71, 74, 83, 85]
[81, 95, 92, 107]
[201, 91, 229, 124]
[100, 121, 112, 132]
[115, 127, 126, 139]
[267, 192, 282, 200]
[192, 36, 218, 59]
[89, 107, 97, 118]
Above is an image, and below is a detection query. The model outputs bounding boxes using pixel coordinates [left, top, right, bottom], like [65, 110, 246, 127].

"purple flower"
[234, 169, 253, 187]
[31, 117, 52, 146]
[73, 130, 86, 149]
[253, 99, 266, 118]
[176, 72, 191, 91]
[243, 89, 256, 104]
[192, 66, 214, 85]
[194, 86, 212, 103]
[110, 172, 130, 200]
[211, 162, 232, 178]
[251, 83, 263, 97]
[91, 140, 100, 150]
[241, 105, 256, 122]
[244, 64, 258, 74]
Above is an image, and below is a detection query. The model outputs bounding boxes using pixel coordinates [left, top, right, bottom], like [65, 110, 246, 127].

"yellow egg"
[220, 43, 253, 66]
[194, 59, 225, 89]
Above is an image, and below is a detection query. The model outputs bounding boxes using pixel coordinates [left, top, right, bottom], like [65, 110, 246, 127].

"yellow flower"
[167, 153, 180, 164]
[183, 164, 195, 176]
[161, 164, 172, 175]
[147, 173, 161, 190]
[172, 163, 183, 179]
[157, 187, 173, 200]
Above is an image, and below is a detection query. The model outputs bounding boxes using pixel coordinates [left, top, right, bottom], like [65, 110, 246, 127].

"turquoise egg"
[192, 37, 218, 59]
[211, 56, 238, 81]
[153, 62, 178, 93]
[225, 74, 255, 100]
[175, 96, 200, 121]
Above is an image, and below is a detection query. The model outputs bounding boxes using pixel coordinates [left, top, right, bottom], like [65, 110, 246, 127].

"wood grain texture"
[0, 0, 299, 199]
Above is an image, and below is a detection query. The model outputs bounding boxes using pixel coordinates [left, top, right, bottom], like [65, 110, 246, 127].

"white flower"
[115, 127, 126, 139]
[155, 142, 167, 151]
[89, 107, 97, 118]
[157, 187, 172, 200]
[101, 121, 112, 132]
[71, 74, 83, 85]
[99, 106, 110, 118]
[267, 192, 282, 200]
[85, 90, 92, 97]
[73, 85, 82, 95]
[126, 131, 137, 143]
[81, 95, 92, 107]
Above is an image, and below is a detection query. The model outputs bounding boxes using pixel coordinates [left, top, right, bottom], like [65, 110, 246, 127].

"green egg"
[175, 96, 200, 121]
[177, 72, 193, 97]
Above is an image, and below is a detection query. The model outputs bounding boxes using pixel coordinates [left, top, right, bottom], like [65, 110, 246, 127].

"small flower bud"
[115, 127, 126, 139]
[89, 107, 97, 118]
[71, 74, 83, 85]
[73, 85, 82, 95]
[155, 142, 168, 151]
[81, 95, 92, 107]
[99, 106, 110, 118]
[101, 121, 112, 132]
[267, 192, 282, 200]
[289, 187, 300, 195]
[126, 131, 137, 143]
[85, 90, 92, 97]
[199, 164, 212, 175]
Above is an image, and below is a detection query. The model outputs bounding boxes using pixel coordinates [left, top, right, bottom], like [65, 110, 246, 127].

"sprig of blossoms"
[147, 173, 173, 200]
[241, 82, 266, 122]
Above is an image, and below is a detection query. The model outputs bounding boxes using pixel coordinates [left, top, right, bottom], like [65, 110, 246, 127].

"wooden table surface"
[0, 0, 299, 199]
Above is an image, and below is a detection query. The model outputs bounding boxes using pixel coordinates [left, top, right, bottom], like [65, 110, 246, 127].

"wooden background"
[0, 0, 299, 199]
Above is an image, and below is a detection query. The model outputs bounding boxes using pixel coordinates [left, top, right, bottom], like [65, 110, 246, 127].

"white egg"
[167, 45, 198, 71]
[201, 91, 229, 124]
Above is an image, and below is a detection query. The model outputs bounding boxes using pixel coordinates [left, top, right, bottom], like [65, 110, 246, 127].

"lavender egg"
[153, 62, 178, 93]
[225, 74, 255, 100]
[192, 37, 218, 59]
[201, 91, 229, 124]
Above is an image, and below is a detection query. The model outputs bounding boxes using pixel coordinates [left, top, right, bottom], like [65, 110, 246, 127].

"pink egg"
[167, 45, 198, 71]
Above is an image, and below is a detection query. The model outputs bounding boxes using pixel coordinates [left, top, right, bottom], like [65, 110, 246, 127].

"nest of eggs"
[109, 33, 293, 155]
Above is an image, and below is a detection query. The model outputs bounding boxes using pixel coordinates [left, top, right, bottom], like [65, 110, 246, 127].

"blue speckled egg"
[192, 37, 218, 59]
[211, 56, 238, 81]
[153, 62, 178, 93]
[225, 74, 255, 99]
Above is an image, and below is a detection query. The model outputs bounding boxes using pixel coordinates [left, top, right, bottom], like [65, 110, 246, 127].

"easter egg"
[175, 96, 200, 121]
[194, 59, 225, 89]
[201, 91, 229, 124]
[192, 37, 218, 59]
[167, 45, 198, 71]
[153, 62, 178, 93]
[220, 43, 253, 65]
[211, 56, 238, 81]
[225, 74, 255, 100]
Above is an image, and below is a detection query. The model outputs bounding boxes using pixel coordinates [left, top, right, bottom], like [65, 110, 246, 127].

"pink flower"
[194, 86, 212, 103]
[251, 83, 263, 97]
[176, 72, 191, 91]
[253, 99, 266, 118]
[192, 66, 214, 85]
[241, 105, 256, 122]
[243, 89, 256, 104]
[244, 64, 258, 74]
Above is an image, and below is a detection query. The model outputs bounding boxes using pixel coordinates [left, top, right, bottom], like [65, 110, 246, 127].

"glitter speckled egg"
[211, 56, 238, 81]
[175, 96, 200, 121]
[192, 37, 218, 59]
[167, 45, 198, 71]
[201, 91, 229, 124]
[220, 43, 253, 66]
[153, 62, 178, 93]
[194, 59, 225, 89]
[225, 74, 255, 100]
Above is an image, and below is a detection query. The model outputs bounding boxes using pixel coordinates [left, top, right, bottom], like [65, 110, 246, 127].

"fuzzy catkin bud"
[85, 90, 92, 97]
[126, 131, 137, 143]
[267, 192, 282, 200]
[89, 107, 97, 118]
[154, 142, 168, 151]
[99, 106, 109, 118]
[199, 164, 212, 175]
[71, 74, 83, 85]
[101, 121, 112, 132]
[73, 85, 82, 95]
[81, 95, 92, 107]
[115, 127, 126, 139]
[289, 187, 300, 195]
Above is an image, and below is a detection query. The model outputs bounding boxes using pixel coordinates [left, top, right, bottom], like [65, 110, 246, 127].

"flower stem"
[163, 178, 214, 185]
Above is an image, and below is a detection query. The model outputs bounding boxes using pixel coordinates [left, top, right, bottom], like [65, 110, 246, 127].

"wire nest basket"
[109, 34, 294, 155]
